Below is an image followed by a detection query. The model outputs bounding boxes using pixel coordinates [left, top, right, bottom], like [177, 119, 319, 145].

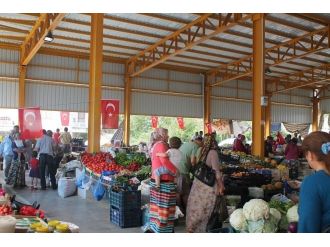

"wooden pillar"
[252, 13, 265, 157]
[203, 74, 211, 133]
[312, 97, 319, 132]
[87, 13, 103, 153]
[18, 65, 27, 108]
[124, 63, 132, 146]
[265, 94, 271, 138]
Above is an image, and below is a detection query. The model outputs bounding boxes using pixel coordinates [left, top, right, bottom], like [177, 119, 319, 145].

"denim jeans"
[4, 155, 13, 178]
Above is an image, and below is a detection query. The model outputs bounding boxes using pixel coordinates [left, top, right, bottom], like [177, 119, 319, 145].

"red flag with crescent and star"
[60, 111, 70, 126]
[206, 122, 212, 134]
[18, 107, 43, 140]
[177, 117, 185, 129]
[151, 116, 158, 129]
[101, 99, 119, 129]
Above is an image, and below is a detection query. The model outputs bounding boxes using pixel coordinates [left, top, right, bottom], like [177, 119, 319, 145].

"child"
[29, 151, 40, 190]
[154, 136, 183, 189]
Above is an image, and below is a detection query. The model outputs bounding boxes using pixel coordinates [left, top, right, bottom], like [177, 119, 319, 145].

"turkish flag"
[60, 111, 70, 126]
[151, 116, 158, 129]
[18, 107, 43, 140]
[101, 99, 119, 129]
[177, 117, 185, 129]
[206, 123, 213, 134]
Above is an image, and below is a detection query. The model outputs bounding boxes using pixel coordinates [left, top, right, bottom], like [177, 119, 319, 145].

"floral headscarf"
[198, 133, 216, 162]
[148, 128, 169, 153]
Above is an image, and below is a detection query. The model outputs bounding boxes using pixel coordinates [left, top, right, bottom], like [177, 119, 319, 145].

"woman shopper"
[298, 131, 330, 233]
[186, 133, 225, 233]
[149, 128, 177, 233]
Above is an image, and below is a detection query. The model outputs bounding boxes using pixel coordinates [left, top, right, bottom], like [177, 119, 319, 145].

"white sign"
[261, 96, 268, 106]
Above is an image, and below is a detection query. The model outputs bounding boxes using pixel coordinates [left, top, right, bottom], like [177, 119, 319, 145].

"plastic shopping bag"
[93, 177, 105, 201]
[75, 168, 86, 188]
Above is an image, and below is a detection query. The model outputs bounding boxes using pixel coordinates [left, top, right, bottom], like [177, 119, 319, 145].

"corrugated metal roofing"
[0, 13, 329, 94]
[269, 13, 324, 30]
[108, 13, 184, 30]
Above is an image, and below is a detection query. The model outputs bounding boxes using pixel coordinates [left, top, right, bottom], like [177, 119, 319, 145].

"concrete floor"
[0, 171, 186, 233]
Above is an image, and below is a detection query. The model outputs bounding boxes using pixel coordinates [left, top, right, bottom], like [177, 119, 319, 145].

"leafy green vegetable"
[268, 199, 294, 215]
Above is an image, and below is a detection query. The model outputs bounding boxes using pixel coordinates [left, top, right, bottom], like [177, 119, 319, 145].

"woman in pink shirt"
[285, 138, 299, 160]
[149, 128, 177, 233]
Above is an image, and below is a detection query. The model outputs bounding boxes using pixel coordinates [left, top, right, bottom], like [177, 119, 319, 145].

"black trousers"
[39, 154, 56, 189]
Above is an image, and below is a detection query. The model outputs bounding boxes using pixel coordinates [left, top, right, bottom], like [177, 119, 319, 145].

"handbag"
[206, 195, 229, 232]
[193, 152, 216, 187]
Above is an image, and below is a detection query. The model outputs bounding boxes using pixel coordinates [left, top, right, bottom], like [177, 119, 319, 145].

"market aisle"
[0, 171, 186, 233]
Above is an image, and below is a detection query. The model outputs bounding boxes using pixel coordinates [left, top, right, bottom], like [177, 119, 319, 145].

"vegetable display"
[81, 152, 147, 175]
[230, 199, 284, 233]
[243, 199, 270, 221]
[286, 205, 299, 223]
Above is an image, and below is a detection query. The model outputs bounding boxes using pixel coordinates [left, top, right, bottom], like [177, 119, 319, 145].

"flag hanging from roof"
[151, 116, 158, 129]
[60, 111, 70, 126]
[18, 107, 43, 140]
[101, 99, 120, 129]
[177, 117, 185, 129]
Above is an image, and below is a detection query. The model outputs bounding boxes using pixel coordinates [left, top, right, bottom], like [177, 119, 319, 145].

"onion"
[288, 222, 298, 233]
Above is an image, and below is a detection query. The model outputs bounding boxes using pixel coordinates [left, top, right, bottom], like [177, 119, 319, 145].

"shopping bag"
[93, 177, 105, 201]
[75, 168, 86, 188]
[206, 196, 228, 232]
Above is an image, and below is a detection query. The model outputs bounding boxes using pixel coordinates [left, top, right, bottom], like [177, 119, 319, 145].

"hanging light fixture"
[265, 67, 272, 74]
[44, 31, 54, 42]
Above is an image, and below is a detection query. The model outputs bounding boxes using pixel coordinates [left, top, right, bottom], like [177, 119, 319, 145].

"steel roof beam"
[271, 64, 330, 94]
[127, 14, 252, 77]
[139, 13, 330, 68]
[291, 14, 330, 27]
[20, 13, 66, 65]
[59, 15, 328, 67]
[209, 27, 329, 87]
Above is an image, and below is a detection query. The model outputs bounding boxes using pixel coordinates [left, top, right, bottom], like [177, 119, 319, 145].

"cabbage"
[279, 214, 289, 230]
[262, 219, 278, 233]
[243, 199, 270, 221]
[247, 219, 265, 233]
[229, 209, 248, 232]
[286, 205, 299, 223]
[269, 208, 281, 225]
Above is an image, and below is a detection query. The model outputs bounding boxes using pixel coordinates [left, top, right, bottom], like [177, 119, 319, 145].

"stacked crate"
[109, 189, 142, 228]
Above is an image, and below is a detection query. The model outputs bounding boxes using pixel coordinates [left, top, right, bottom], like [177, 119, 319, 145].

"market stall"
[0, 186, 79, 233]
[76, 151, 151, 228]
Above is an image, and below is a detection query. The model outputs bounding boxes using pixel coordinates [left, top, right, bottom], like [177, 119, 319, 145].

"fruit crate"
[110, 205, 141, 228]
[109, 189, 141, 211]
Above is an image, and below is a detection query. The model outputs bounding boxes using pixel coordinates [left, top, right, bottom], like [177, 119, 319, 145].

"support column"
[252, 13, 265, 157]
[264, 94, 271, 138]
[87, 13, 103, 153]
[124, 63, 132, 146]
[18, 65, 27, 108]
[203, 74, 211, 133]
[312, 97, 319, 132]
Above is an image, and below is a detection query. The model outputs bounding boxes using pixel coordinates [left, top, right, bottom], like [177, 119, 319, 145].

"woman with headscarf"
[149, 128, 177, 233]
[186, 133, 225, 233]
[233, 134, 247, 153]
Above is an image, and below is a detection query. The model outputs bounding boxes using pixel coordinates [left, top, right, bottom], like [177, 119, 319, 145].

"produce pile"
[80, 151, 152, 189]
[229, 198, 298, 233]
[81, 152, 149, 174]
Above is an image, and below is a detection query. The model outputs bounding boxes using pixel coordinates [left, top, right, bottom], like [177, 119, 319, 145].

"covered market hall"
[0, 12, 330, 234]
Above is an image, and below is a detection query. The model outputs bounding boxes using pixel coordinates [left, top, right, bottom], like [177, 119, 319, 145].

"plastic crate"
[110, 205, 142, 228]
[109, 189, 141, 210]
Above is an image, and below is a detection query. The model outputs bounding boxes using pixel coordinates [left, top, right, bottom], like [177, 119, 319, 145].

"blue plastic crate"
[110, 205, 142, 228]
[109, 189, 141, 211]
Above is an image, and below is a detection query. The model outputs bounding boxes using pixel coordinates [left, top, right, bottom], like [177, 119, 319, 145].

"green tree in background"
[129, 115, 203, 145]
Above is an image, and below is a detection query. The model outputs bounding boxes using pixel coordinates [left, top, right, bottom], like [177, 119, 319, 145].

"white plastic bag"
[58, 177, 77, 198]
